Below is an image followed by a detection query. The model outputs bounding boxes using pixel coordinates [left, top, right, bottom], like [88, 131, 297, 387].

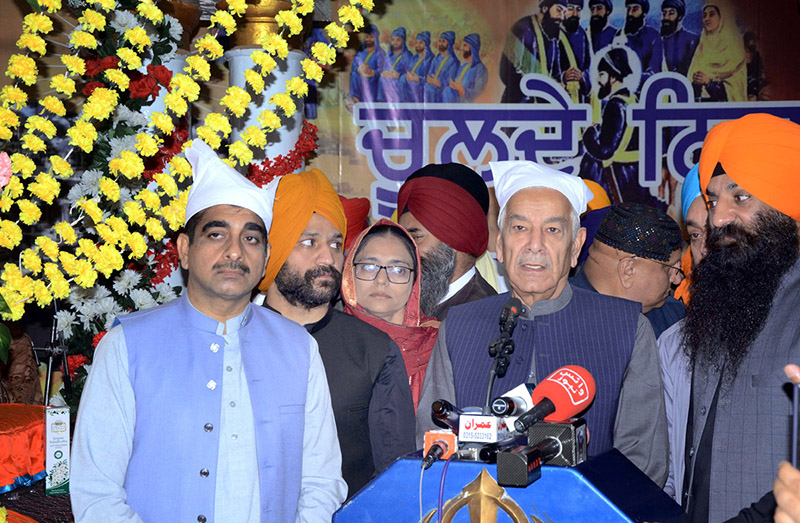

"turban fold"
[595, 202, 683, 262]
[184, 139, 278, 230]
[339, 195, 371, 251]
[259, 169, 346, 290]
[397, 163, 489, 257]
[440, 31, 455, 48]
[416, 31, 431, 46]
[392, 27, 407, 41]
[662, 0, 686, 17]
[699, 113, 800, 221]
[599, 47, 633, 79]
[680, 163, 701, 223]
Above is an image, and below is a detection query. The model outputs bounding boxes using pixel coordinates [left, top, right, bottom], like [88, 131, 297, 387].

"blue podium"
[334, 449, 682, 522]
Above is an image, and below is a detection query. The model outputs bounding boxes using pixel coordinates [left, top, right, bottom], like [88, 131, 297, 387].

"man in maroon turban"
[397, 163, 496, 320]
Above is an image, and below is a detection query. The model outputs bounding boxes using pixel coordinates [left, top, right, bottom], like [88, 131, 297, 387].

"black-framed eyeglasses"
[629, 256, 685, 282]
[353, 263, 415, 284]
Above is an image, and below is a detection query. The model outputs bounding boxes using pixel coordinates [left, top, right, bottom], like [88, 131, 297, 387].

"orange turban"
[584, 179, 611, 212]
[259, 169, 347, 291]
[699, 113, 800, 221]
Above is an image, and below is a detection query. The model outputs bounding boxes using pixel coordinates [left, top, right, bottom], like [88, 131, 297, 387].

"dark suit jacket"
[431, 271, 496, 321]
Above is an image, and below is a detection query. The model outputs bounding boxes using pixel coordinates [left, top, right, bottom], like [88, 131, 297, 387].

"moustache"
[213, 260, 250, 274]
[706, 222, 755, 253]
[515, 254, 551, 269]
[309, 265, 341, 283]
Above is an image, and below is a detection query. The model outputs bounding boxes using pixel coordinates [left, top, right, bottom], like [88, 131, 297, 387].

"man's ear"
[617, 256, 636, 289]
[177, 233, 190, 271]
[571, 227, 587, 268]
[495, 233, 504, 264]
[262, 242, 271, 278]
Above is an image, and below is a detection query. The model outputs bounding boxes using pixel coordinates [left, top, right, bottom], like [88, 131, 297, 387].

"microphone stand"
[483, 306, 520, 414]
[33, 303, 72, 403]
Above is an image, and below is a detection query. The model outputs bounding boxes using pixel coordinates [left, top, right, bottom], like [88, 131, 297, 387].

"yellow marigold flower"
[17, 33, 47, 55]
[302, 58, 323, 82]
[43, 263, 70, 299]
[149, 112, 175, 135]
[241, 126, 267, 148]
[195, 126, 221, 149]
[286, 76, 309, 97]
[227, 0, 247, 16]
[35, 236, 59, 260]
[50, 155, 73, 178]
[40, 0, 62, 13]
[351, 0, 374, 9]
[41, 96, 66, 117]
[205, 112, 232, 137]
[67, 120, 98, 153]
[153, 171, 177, 197]
[117, 47, 142, 70]
[257, 109, 281, 132]
[221, 86, 251, 118]
[81, 87, 119, 122]
[275, 9, 303, 36]
[21, 249, 43, 275]
[0, 220, 22, 249]
[25, 115, 57, 139]
[7, 55, 38, 86]
[0, 193, 11, 212]
[0, 289, 26, 320]
[135, 189, 161, 211]
[51, 75, 76, 96]
[108, 150, 144, 180]
[338, 5, 364, 30]
[5, 176, 23, 198]
[260, 33, 289, 59]
[11, 154, 36, 178]
[124, 27, 151, 52]
[0, 128, 11, 141]
[135, 132, 161, 157]
[22, 14, 53, 35]
[127, 232, 148, 258]
[54, 221, 77, 245]
[70, 30, 98, 50]
[163, 90, 188, 117]
[168, 156, 192, 183]
[105, 69, 130, 90]
[145, 217, 166, 241]
[58, 251, 78, 275]
[78, 198, 104, 224]
[195, 34, 224, 60]
[77, 238, 100, 261]
[210, 10, 236, 33]
[28, 173, 60, 204]
[270, 92, 296, 118]
[60, 55, 85, 76]
[311, 42, 336, 65]
[161, 192, 187, 231]
[251, 51, 277, 76]
[22, 133, 47, 154]
[0, 86, 27, 110]
[73, 259, 97, 288]
[325, 23, 349, 48]
[95, 223, 118, 245]
[107, 216, 128, 237]
[295, 0, 314, 16]
[78, 8, 106, 32]
[1, 263, 24, 289]
[17, 199, 42, 225]
[137, 2, 164, 24]
[170, 74, 200, 102]
[91, 0, 116, 12]
[123, 201, 146, 226]
[184, 55, 210, 82]
[244, 69, 265, 94]
[221, 158, 236, 168]
[32, 279, 53, 307]
[228, 141, 253, 166]
[98, 176, 120, 201]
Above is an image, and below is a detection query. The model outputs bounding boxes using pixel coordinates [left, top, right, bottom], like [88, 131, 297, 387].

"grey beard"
[419, 242, 456, 317]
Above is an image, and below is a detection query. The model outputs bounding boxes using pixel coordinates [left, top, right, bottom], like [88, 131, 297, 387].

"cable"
[419, 463, 424, 523]
[437, 453, 457, 523]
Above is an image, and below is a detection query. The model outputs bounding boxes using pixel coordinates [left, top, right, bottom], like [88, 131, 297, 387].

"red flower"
[129, 71, 160, 100]
[82, 81, 105, 96]
[91, 330, 108, 348]
[85, 56, 120, 78]
[247, 120, 319, 187]
[64, 354, 90, 379]
[146, 64, 173, 90]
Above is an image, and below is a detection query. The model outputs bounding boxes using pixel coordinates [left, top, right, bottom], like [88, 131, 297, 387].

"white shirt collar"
[438, 267, 476, 304]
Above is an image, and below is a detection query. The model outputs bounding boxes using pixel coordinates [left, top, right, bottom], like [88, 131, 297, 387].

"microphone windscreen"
[530, 365, 596, 422]
[504, 297, 525, 316]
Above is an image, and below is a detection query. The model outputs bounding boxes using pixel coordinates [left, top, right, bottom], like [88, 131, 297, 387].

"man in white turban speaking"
[71, 140, 346, 523]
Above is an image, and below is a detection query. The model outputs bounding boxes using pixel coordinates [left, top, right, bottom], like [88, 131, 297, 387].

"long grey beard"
[419, 242, 456, 317]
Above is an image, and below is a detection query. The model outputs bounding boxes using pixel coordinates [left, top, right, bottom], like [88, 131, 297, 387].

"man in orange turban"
[259, 169, 415, 499]
[681, 113, 800, 521]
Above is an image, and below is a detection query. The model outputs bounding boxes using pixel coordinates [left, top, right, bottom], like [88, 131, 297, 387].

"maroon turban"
[338, 195, 371, 251]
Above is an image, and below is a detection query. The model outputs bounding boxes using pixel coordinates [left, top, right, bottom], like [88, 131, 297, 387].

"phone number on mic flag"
[458, 414, 509, 443]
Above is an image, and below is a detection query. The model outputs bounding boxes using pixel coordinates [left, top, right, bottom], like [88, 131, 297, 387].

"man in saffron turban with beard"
[257, 170, 415, 499]
[682, 113, 800, 522]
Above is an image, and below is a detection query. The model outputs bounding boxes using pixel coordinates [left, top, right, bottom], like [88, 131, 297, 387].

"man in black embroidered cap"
[397, 163, 496, 320]
[571, 201, 685, 338]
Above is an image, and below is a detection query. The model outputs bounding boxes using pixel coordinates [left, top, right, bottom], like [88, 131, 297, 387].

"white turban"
[490, 161, 593, 224]
[184, 139, 278, 231]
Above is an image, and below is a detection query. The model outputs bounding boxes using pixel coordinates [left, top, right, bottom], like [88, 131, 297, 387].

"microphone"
[431, 399, 462, 434]
[489, 383, 535, 417]
[514, 365, 596, 433]
[498, 297, 525, 337]
[422, 430, 457, 470]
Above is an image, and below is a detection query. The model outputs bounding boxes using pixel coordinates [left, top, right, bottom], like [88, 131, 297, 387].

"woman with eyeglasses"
[341, 219, 439, 411]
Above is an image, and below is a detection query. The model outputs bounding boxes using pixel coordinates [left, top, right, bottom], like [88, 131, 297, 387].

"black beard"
[661, 19, 678, 36]
[598, 81, 612, 99]
[625, 14, 645, 34]
[590, 14, 608, 34]
[541, 13, 562, 38]
[564, 16, 581, 34]
[274, 263, 342, 310]
[419, 242, 456, 317]
[683, 209, 800, 380]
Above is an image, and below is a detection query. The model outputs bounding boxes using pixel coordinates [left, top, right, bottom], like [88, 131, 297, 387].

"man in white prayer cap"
[416, 160, 668, 486]
[71, 139, 347, 523]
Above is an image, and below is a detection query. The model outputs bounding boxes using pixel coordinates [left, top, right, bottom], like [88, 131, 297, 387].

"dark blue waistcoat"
[445, 287, 639, 456]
